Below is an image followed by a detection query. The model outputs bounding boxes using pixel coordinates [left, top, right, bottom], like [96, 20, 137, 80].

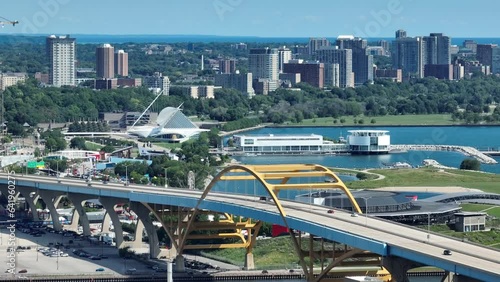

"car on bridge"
[443, 249, 452, 255]
[327, 209, 334, 214]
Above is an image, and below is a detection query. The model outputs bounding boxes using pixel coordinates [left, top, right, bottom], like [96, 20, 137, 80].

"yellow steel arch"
[178, 164, 362, 253]
[178, 164, 286, 253]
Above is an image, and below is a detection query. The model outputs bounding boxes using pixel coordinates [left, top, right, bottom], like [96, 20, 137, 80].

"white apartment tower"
[46, 35, 76, 87]
[249, 48, 279, 91]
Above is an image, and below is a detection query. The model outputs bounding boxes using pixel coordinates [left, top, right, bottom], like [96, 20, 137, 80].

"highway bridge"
[0, 164, 499, 282]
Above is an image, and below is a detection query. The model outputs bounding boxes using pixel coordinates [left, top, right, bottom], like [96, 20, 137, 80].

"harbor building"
[232, 130, 391, 155]
[347, 130, 390, 154]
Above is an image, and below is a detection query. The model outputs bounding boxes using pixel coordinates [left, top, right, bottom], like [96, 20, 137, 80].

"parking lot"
[0, 222, 164, 279]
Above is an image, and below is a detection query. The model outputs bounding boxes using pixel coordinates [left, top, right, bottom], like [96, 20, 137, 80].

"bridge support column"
[66, 194, 91, 236]
[99, 197, 124, 248]
[67, 208, 80, 232]
[174, 255, 185, 272]
[37, 190, 64, 231]
[244, 253, 255, 270]
[0, 186, 40, 221]
[382, 256, 423, 282]
[101, 211, 112, 233]
[130, 202, 161, 259]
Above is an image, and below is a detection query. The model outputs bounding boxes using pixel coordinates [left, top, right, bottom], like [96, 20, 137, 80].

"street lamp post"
[36, 240, 39, 262]
[363, 197, 370, 226]
[124, 164, 130, 186]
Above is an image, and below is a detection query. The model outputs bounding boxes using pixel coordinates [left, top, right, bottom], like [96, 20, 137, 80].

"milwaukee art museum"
[127, 107, 208, 143]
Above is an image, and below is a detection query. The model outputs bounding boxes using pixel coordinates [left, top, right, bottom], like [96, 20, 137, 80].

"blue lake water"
[228, 126, 500, 174]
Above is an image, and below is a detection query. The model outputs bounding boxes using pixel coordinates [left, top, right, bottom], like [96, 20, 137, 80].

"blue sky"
[1, 0, 499, 37]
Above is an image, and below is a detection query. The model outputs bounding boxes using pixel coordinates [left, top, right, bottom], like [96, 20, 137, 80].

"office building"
[95, 78, 117, 90]
[117, 78, 141, 87]
[115, 50, 128, 77]
[392, 36, 424, 78]
[231, 43, 247, 50]
[424, 64, 453, 80]
[453, 63, 465, 80]
[219, 59, 237, 74]
[278, 47, 292, 73]
[335, 35, 373, 86]
[249, 48, 279, 92]
[96, 44, 115, 79]
[423, 33, 451, 65]
[214, 72, 254, 96]
[375, 69, 402, 83]
[143, 72, 170, 95]
[279, 73, 301, 85]
[316, 47, 354, 88]
[308, 37, 330, 55]
[377, 40, 391, 55]
[323, 63, 340, 87]
[0, 72, 27, 91]
[46, 35, 76, 87]
[283, 60, 324, 88]
[477, 44, 496, 68]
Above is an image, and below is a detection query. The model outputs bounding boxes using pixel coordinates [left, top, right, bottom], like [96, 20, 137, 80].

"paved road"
[2, 174, 500, 281]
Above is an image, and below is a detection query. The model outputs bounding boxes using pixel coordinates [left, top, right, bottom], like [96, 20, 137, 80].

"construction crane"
[0, 16, 18, 27]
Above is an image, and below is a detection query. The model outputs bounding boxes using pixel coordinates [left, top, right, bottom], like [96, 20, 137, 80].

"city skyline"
[2, 0, 500, 38]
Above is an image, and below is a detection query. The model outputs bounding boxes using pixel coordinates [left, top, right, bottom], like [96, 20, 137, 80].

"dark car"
[443, 249, 452, 255]
[327, 209, 334, 214]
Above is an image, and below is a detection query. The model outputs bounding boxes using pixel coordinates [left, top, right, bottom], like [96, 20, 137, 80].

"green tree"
[460, 158, 480, 171]
[69, 137, 86, 150]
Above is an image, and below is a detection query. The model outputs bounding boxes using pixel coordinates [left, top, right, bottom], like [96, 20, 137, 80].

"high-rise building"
[308, 38, 330, 55]
[46, 35, 76, 87]
[316, 47, 354, 88]
[115, 50, 128, 77]
[424, 64, 453, 80]
[463, 40, 477, 53]
[395, 29, 407, 39]
[335, 35, 374, 86]
[477, 44, 497, 71]
[249, 48, 279, 92]
[323, 64, 340, 87]
[392, 36, 424, 78]
[423, 33, 451, 65]
[96, 44, 115, 79]
[278, 47, 292, 73]
[378, 40, 391, 55]
[218, 59, 237, 74]
[283, 60, 324, 88]
[214, 72, 254, 96]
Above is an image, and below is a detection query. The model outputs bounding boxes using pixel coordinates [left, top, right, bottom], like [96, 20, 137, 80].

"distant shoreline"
[267, 123, 500, 128]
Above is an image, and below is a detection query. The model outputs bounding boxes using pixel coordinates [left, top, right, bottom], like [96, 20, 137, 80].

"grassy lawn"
[294, 114, 456, 126]
[84, 141, 102, 151]
[343, 167, 500, 194]
[155, 143, 182, 150]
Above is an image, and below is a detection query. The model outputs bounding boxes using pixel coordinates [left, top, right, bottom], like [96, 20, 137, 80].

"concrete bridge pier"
[130, 202, 161, 258]
[382, 256, 423, 282]
[244, 253, 255, 270]
[37, 190, 64, 231]
[66, 194, 91, 236]
[174, 254, 186, 272]
[101, 211, 112, 234]
[99, 197, 125, 248]
[1, 186, 40, 221]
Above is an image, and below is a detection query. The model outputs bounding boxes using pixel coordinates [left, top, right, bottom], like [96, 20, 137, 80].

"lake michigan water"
[229, 126, 500, 174]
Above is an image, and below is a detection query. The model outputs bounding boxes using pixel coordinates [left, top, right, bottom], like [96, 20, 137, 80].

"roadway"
[1, 173, 500, 281]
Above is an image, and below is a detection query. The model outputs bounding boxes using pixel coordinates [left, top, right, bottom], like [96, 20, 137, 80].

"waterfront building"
[115, 50, 129, 77]
[477, 44, 496, 71]
[279, 73, 301, 85]
[232, 134, 348, 155]
[375, 69, 402, 82]
[347, 130, 390, 154]
[189, 85, 216, 99]
[323, 63, 340, 87]
[46, 34, 76, 87]
[395, 29, 407, 39]
[454, 212, 486, 232]
[96, 43, 115, 79]
[127, 106, 207, 143]
[463, 40, 477, 53]
[423, 33, 451, 65]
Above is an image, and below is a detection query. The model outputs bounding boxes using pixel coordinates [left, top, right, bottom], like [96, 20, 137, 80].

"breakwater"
[390, 144, 498, 164]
